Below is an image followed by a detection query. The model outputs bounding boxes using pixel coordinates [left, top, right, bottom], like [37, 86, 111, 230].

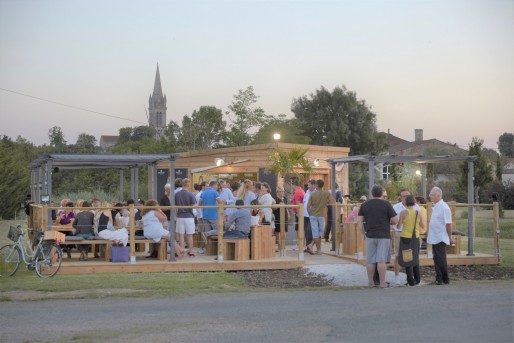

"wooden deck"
[58, 250, 305, 275]
[57, 239, 499, 275]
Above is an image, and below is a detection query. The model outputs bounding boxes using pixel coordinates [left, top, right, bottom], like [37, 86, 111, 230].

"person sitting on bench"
[223, 199, 251, 239]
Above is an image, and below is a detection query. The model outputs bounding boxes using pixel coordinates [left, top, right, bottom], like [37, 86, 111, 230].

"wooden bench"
[206, 236, 250, 261]
[66, 238, 168, 261]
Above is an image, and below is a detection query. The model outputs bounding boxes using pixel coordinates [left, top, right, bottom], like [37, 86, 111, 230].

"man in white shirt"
[427, 186, 454, 285]
[391, 189, 420, 285]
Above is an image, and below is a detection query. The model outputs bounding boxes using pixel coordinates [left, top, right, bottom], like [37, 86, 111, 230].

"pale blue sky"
[0, 0, 512, 151]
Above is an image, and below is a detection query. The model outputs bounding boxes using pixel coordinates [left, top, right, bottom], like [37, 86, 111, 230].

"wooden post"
[279, 206, 285, 256]
[297, 204, 304, 261]
[426, 202, 433, 258]
[217, 203, 224, 263]
[493, 202, 500, 263]
[335, 203, 341, 255]
[129, 204, 135, 263]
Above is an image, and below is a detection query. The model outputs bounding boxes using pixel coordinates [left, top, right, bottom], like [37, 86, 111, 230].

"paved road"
[1, 282, 512, 343]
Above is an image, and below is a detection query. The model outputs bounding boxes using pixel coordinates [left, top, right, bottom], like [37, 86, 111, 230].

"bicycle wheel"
[35, 242, 62, 278]
[0, 244, 21, 277]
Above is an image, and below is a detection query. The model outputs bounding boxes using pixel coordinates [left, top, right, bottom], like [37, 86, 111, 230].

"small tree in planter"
[266, 147, 313, 202]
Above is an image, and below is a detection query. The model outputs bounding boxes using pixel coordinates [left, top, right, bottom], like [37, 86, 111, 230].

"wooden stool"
[206, 237, 250, 261]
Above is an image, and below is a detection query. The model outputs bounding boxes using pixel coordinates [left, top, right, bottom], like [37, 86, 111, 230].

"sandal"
[304, 248, 315, 255]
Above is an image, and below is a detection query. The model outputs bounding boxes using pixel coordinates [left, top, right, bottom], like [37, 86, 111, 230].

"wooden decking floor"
[58, 241, 499, 275]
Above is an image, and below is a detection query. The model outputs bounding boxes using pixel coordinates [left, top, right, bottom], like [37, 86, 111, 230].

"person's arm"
[154, 208, 168, 223]
[215, 196, 223, 204]
[398, 210, 407, 228]
[307, 197, 312, 213]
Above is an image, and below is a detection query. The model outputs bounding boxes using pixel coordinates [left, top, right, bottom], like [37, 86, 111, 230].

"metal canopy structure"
[326, 154, 478, 255]
[29, 153, 180, 205]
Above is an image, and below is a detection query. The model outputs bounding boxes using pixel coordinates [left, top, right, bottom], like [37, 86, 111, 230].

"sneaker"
[394, 275, 402, 285]
[197, 247, 205, 254]
[292, 245, 298, 251]
[187, 252, 195, 257]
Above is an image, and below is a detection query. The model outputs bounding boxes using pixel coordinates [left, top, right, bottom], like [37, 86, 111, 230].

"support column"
[467, 160, 475, 256]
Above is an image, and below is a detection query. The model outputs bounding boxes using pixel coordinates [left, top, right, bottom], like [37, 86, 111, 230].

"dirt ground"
[235, 265, 514, 288]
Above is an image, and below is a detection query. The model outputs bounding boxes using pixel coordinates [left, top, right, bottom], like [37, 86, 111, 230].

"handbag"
[111, 244, 129, 263]
[399, 211, 418, 268]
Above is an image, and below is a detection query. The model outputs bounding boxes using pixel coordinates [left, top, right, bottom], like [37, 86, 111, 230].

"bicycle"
[0, 225, 63, 278]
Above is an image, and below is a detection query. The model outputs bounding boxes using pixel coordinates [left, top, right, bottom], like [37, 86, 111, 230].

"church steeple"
[148, 63, 167, 137]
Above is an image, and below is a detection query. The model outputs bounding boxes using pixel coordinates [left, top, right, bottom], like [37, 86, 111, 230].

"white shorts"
[176, 218, 195, 235]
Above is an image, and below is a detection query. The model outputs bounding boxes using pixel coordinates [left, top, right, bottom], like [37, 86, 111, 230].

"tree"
[252, 115, 311, 145]
[178, 106, 226, 151]
[496, 155, 502, 181]
[75, 133, 97, 153]
[291, 85, 387, 155]
[0, 135, 39, 219]
[459, 137, 493, 203]
[497, 132, 514, 158]
[48, 126, 67, 148]
[266, 147, 313, 201]
[225, 86, 268, 146]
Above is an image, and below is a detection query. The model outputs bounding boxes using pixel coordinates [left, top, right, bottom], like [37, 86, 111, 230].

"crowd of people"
[357, 185, 453, 288]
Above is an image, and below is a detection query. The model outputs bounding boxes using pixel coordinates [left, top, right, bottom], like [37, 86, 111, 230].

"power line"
[0, 87, 147, 125]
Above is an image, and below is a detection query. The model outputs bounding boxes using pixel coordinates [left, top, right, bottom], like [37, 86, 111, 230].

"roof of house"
[99, 135, 119, 143]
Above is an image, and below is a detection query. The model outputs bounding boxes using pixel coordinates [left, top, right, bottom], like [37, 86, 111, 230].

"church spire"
[148, 63, 167, 138]
[152, 63, 163, 100]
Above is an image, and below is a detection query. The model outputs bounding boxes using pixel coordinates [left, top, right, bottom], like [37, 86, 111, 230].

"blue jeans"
[76, 233, 93, 252]
[309, 216, 325, 239]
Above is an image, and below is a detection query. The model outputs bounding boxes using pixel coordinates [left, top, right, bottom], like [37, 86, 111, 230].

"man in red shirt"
[291, 179, 305, 251]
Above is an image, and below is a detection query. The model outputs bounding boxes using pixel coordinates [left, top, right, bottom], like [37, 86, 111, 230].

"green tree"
[496, 155, 502, 181]
[460, 137, 493, 203]
[291, 85, 387, 155]
[48, 126, 67, 148]
[266, 147, 313, 201]
[118, 127, 133, 145]
[132, 126, 156, 141]
[0, 136, 39, 219]
[225, 86, 268, 146]
[252, 115, 311, 145]
[497, 132, 514, 157]
[178, 106, 226, 151]
[74, 133, 98, 153]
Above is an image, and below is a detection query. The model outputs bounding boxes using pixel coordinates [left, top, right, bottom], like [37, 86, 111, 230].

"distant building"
[98, 64, 168, 148]
[99, 135, 119, 151]
[502, 162, 514, 185]
[380, 129, 467, 182]
[148, 63, 167, 138]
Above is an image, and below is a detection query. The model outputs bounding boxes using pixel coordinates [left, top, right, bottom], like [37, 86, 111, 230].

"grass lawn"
[0, 220, 248, 301]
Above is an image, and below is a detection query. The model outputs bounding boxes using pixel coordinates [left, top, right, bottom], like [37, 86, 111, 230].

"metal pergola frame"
[28, 153, 181, 261]
[326, 154, 478, 255]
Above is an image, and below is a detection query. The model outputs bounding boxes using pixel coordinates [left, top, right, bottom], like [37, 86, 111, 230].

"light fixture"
[215, 157, 224, 167]
[313, 159, 320, 167]
[273, 133, 281, 141]
[415, 170, 422, 176]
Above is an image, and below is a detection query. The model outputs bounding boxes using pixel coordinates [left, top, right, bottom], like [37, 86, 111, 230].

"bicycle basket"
[7, 225, 23, 242]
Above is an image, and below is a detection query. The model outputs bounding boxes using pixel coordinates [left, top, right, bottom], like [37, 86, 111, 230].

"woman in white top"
[141, 199, 186, 258]
[258, 183, 275, 229]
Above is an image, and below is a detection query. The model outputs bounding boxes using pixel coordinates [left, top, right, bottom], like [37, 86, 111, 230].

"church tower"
[148, 63, 167, 137]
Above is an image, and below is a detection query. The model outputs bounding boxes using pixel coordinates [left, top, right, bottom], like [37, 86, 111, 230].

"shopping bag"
[111, 245, 129, 263]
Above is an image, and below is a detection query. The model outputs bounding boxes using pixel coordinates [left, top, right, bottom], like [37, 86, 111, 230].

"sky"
[0, 0, 512, 152]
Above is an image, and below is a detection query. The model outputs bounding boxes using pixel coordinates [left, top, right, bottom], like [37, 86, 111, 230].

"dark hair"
[371, 185, 383, 198]
[405, 195, 416, 207]
[316, 179, 324, 188]
[231, 182, 241, 192]
[209, 180, 218, 187]
[126, 198, 135, 205]
[415, 196, 426, 204]
[235, 199, 244, 206]
[309, 179, 316, 185]
[82, 201, 90, 208]
[250, 199, 259, 206]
